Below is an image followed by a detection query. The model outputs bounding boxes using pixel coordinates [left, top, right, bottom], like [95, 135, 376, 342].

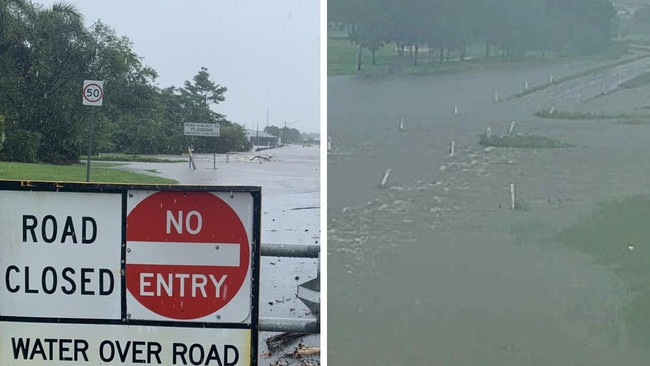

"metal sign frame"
[0, 180, 261, 365]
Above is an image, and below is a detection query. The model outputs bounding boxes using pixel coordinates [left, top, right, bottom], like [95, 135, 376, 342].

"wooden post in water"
[453, 105, 458, 114]
[508, 121, 516, 135]
[510, 183, 516, 210]
[399, 117, 405, 132]
[449, 141, 455, 156]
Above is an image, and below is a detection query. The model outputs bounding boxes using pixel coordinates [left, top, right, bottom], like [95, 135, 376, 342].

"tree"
[0, 114, 5, 151]
[264, 125, 282, 138]
[331, 0, 618, 69]
[0, 4, 254, 161]
[0, 2, 94, 163]
[264, 124, 303, 144]
[88, 21, 164, 154]
[349, 0, 394, 69]
[174, 67, 249, 153]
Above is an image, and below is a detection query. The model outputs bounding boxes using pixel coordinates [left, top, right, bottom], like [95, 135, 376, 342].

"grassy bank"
[556, 196, 650, 348]
[0, 161, 177, 184]
[328, 34, 637, 78]
[80, 154, 184, 163]
[328, 36, 395, 76]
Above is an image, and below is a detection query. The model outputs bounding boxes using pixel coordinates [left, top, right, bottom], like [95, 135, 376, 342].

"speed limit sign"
[82, 80, 104, 106]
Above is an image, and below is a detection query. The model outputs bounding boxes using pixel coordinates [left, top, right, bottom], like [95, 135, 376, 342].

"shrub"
[479, 132, 571, 148]
[1, 129, 42, 162]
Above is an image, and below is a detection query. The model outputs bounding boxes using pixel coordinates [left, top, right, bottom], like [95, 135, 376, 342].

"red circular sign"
[126, 191, 250, 320]
[83, 83, 103, 103]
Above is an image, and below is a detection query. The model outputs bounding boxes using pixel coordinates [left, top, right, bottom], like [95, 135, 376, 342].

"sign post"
[184, 122, 221, 169]
[0, 181, 261, 365]
[82, 80, 104, 182]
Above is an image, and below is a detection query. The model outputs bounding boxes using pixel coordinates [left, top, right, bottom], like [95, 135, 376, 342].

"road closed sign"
[0, 181, 261, 365]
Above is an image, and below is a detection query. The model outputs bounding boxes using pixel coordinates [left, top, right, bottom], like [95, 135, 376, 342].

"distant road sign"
[82, 80, 104, 106]
[184, 122, 220, 137]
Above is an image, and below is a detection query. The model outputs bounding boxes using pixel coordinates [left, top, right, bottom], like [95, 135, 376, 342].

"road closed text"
[10, 337, 242, 365]
[2, 214, 115, 296]
[5, 266, 115, 295]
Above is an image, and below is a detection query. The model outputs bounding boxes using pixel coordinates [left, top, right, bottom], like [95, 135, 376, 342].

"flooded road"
[328, 55, 650, 365]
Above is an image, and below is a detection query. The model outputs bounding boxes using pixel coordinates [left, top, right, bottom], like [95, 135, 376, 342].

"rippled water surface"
[328, 58, 650, 365]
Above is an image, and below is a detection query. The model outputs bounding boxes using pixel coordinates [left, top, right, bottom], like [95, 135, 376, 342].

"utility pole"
[283, 122, 287, 145]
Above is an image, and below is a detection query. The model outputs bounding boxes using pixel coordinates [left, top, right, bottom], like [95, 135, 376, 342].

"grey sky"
[33, 0, 321, 134]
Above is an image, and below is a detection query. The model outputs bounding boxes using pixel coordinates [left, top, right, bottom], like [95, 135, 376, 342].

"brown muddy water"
[328, 57, 650, 365]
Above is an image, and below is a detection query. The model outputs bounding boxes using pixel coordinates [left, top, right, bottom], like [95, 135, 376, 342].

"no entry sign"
[126, 191, 252, 321]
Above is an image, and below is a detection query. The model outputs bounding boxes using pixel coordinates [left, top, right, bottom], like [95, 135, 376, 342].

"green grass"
[81, 154, 184, 163]
[508, 52, 650, 100]
[620, 71, 650, 89]
[328, 36, 396, 76]
[556, 196, 650, 348]
[533, 108, 650, 120]
[479, 132, 571, 148]
[619, 118, 650, 125]
[0, 161, 177, 184]
[328, 34, 636, 78]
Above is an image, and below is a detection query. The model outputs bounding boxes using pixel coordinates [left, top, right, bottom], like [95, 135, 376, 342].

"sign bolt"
[215, 245, 220, 250]
[216, 315, 221, 320]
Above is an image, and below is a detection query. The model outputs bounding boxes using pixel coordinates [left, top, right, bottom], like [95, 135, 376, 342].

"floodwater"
[328, 55, 650, 365]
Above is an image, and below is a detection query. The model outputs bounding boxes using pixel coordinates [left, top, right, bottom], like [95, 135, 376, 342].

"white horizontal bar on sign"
[126, 241, 240, 267]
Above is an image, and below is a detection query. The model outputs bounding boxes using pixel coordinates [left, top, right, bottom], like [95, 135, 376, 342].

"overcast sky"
[33, 0, 321, 134]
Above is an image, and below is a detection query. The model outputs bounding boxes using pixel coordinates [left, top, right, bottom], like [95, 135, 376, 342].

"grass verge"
[479, 132, 571, 148]
[0, 161, 177, 184]
[533, 108, 650, 120]
[556, 196, 650, 348]
[507, 53, 650, 100]
[620, 71, 650, 89]
[328, 36, 395, 76]
[81, 154, 184, 163]
[328, 34, 636, 78]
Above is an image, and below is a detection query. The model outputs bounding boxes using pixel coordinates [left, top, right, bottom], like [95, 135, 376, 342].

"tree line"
[329, 0, 618, 70]
[0, 1, 251, 164]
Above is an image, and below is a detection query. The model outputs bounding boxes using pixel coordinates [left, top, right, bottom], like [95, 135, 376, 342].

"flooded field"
[328, 55, 650, 365]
